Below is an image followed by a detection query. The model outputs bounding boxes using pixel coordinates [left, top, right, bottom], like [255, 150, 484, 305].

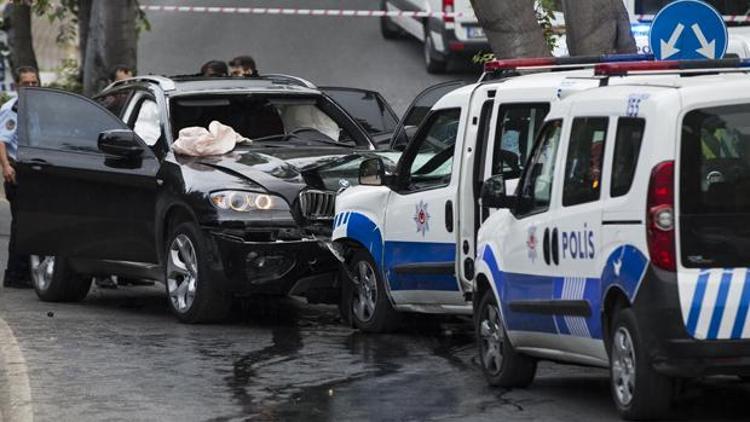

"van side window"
[516, 120, 563, 216]
[611, 118, 645, 197]
[401, 108, 461, 192]
[492, 103, 550, 179]
[563, 117, 609, 207]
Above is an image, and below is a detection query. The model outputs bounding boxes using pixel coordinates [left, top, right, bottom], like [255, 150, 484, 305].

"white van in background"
[380, 0, 490, 73]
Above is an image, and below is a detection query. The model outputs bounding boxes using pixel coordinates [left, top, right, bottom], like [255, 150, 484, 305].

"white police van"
[331, 55, 655, 333]
[380, 0, 489, 73]
[474, 58, 750, 420]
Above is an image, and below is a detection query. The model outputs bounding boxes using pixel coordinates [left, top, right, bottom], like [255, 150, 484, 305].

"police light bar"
[594, 58, 750, 76]
[483, 54, 655, 72]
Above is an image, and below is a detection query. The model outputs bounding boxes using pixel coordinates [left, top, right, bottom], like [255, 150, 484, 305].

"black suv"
[15, 75, 398, 323]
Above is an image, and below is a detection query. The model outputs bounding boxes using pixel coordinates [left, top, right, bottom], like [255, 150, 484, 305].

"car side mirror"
[359, 158, 385, 186]
[98, 129, 144, 158]
[481, 174, 515, 209]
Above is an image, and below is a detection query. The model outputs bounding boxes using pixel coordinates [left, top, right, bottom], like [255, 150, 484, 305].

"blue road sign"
[649, 0, 728, 61]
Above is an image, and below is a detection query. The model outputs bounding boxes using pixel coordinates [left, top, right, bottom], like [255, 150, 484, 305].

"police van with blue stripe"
[330, 55, 656, 333]
[473, 58, 750, 420]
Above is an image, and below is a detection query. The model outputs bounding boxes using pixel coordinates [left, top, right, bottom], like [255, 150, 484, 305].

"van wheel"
[30, 255, 91, 302]
[165, 222, 231, 324]
[347, 250, 401, 333]
[380, 1, 403, 39]
[610, 307, 673, 420]
[424, 29, 447, 74]
[476, 288, 537, 387]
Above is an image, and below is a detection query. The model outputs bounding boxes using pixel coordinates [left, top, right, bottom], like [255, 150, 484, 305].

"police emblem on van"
[527, 226, 538, 263]
[414, 200, 430, 236]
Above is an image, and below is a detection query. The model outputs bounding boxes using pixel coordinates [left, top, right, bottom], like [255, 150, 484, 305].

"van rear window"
[680, 104, 750, 268]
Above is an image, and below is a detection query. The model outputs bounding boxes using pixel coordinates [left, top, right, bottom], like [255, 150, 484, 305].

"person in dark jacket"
[0, 66, 39, 288]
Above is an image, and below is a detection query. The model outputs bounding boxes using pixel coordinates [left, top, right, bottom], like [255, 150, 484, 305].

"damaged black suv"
[15, 75, 398, 323]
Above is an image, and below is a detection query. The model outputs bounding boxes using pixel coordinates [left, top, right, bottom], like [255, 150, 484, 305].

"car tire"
[30, 255, 92, 302]
[165, 221, 231, 324]
[424, 29, 447, 74]
[347, 249, 401, 333]
[380, 1, 403, 40]
[476, 288, 537, 387]
[609, 307, 673, 420]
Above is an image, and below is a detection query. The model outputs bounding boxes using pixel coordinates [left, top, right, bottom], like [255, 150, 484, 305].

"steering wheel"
[288, 127, 332, 139]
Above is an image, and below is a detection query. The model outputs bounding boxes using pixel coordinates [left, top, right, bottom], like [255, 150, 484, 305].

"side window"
[132, 99, 162, 147]
[402, 108, 461, 191]
[563, 118, 609, 207]
[95, 90, 131, 118]
[611, 118, 645, 198]
[517, 120, 563, 216]
[21, 89, 126, 152]
[492, 103, 550, 178]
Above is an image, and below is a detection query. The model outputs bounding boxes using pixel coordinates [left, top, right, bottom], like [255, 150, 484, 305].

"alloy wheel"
[612, 326, 637, 406]
[167, 234, 198, 314]
[479, 302, 504, 375]
[30, 255, 55, 291]
[352, 260, 377, 322]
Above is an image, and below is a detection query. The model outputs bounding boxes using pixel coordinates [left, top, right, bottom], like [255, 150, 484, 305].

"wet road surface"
[2, 243, 750, 422]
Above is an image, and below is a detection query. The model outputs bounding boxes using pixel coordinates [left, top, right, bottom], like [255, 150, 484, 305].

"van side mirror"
[98, 129, 144, 158]
[481, 174, 515, 209]
[359, 158, 385, 186]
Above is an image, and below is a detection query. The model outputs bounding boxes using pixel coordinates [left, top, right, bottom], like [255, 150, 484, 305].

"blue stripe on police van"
[707, 270, 734, 340]
[732, 270, 750, 339]
[686, 271, 711, 337]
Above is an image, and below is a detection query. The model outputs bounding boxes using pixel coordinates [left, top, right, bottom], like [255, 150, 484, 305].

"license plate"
[466, 26, 485, 39]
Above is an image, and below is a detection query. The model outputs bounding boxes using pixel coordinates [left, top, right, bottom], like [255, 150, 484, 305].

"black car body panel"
[14, 78, 389, 300]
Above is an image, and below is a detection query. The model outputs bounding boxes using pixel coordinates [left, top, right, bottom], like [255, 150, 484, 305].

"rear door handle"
[26, 158, 50, 171]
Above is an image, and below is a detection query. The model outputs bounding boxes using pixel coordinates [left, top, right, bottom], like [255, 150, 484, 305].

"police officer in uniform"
[0, 66, 39, 288]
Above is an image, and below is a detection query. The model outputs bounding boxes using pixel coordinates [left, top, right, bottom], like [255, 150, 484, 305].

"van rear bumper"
[634, 267, 750, 377]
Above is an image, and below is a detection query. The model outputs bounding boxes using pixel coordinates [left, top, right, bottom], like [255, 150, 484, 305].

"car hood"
[178, 147, 401, 202]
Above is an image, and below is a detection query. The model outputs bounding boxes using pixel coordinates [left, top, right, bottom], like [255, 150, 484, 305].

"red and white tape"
[634, 14, 750, 23]
[139, 5, 472, 19]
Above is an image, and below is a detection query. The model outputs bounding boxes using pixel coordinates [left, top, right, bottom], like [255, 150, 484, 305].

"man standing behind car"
[0, 66, 39, 288]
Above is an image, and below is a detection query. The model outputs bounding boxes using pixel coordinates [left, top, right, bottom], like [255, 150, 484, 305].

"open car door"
[390, 81, 466, 151]
[321, 87, 399, 149]
[14, 88, 161, 263]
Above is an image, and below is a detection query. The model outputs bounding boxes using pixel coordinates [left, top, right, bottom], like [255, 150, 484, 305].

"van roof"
[564, 73, 750, 108]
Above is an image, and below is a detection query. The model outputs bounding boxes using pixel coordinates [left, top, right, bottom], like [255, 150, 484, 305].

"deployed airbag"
[173, 121, 251, 156]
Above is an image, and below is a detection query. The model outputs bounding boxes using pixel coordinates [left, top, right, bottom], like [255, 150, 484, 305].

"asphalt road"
[137, 0, 478, 114]
[2, 0, 750, 421]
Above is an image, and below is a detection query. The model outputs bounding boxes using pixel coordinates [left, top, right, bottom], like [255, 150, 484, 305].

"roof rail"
[595, 58, 750, 76]
[104, 75, 177, 92]
[479, 54, 655, 82]
[261, 74, 317, 89]
[594, 58, 750, 85]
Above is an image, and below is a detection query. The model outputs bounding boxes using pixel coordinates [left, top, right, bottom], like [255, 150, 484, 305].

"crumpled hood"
[177, 147, 401, 202]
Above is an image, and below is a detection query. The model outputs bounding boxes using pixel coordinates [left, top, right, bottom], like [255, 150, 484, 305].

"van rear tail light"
[647, 161, 676, 271]
[443, 0, 455, 23]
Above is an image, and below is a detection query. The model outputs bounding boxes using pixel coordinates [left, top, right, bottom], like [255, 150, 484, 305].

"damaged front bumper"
[203, 228, 340, 297]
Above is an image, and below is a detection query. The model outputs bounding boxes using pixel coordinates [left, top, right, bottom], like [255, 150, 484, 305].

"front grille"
[299, 190, 336, 221]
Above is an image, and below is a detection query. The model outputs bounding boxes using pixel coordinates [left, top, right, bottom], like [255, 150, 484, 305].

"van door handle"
[445, 200, 454, 233]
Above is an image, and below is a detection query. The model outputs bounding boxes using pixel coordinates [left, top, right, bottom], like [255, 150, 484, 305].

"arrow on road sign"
[692, 23, 717, 59]
[660, 23, 684, 60]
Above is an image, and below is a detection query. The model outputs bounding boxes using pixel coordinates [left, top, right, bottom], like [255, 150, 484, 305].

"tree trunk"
[78, 0, 92, 70]
[561, 0, 637, 56]
[83, 0, 138, 96]
[470, 0, 550, 59]
[10, 2, 37, 70]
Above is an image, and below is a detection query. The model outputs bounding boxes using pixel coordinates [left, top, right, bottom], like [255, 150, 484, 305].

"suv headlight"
[209, 191, 290, 212]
